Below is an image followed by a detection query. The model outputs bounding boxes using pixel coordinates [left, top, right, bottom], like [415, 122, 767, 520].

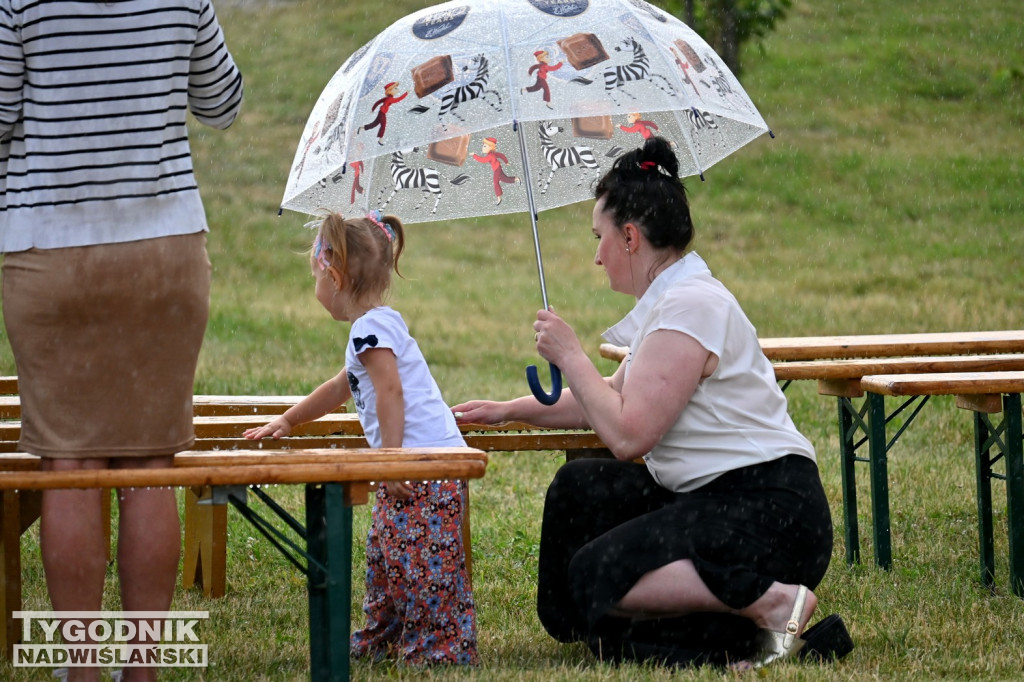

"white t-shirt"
[345, 306, 465, 449]
[603, 253, 815, 493]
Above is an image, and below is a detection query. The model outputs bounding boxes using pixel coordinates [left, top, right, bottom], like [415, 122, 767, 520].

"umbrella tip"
[699, 172, 705, 182]
[768, 129, 776, 139]
[277, 207, 283, 216]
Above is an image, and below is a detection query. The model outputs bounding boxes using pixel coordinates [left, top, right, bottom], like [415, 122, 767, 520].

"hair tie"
[366, 209, 395, 242]
[639, 161, 657, 170]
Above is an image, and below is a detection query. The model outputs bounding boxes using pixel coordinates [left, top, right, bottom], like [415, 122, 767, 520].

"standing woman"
[453, 137, 841, 669]
[0, 2, 242, 681]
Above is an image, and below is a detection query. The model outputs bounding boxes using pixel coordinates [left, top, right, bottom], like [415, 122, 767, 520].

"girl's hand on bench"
[243, 416, 292, 440]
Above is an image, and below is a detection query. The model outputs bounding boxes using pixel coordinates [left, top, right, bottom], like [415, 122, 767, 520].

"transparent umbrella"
[281, 0, 772, 403]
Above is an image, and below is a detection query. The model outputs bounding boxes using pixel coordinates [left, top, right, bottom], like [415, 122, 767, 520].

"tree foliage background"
[655, 0, 793, 75]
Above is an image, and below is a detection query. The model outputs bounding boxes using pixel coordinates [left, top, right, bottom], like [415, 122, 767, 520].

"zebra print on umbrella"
[437, 54, 503, 123]
[378, 150, 443, 214]
[537, 121, 600, 194]
[602, 37, 676, 105]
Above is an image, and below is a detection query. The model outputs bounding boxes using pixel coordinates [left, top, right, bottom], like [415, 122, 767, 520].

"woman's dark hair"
[594, 136, 694, 251]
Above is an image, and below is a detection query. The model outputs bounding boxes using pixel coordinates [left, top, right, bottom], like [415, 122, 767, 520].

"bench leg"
[1003, 393, 1024, 597]
[182, 486, 227, 598]
[0, 490, 41, 660]
[866, 393, 893, 570]
[0, 490, 23, 659]
[306, 482, 352, 682]
[837, 397, 862, 565]
[973, 412, 997, 591]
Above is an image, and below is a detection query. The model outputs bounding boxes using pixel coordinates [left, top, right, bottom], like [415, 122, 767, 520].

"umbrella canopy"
[282, 0, 770, 220]
[281, 0, 773, 402]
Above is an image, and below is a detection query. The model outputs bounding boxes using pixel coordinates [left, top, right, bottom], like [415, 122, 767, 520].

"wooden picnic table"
[0, 447, 488, 681]
[602, 330, 1024, 364]
[758, 330, 1024, 361]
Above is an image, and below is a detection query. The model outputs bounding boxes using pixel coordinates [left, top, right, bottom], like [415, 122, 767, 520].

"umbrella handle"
[526, 362, 562, 406]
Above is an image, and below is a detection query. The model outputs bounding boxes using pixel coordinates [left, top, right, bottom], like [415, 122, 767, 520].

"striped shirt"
[0, 0, 243, 252]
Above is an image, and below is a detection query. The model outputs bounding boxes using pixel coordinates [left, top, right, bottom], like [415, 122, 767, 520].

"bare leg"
[40, 457, 109, 682]
[613, 559, 817, 633]
[114, 456, 180, 682]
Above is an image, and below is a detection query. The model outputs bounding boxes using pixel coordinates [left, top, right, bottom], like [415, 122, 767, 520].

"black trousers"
[536, 455, 833, 667]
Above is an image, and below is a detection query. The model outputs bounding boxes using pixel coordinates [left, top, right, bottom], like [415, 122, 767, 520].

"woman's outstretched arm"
[534, 308, 713, 461]
[452, 346, 627, 429]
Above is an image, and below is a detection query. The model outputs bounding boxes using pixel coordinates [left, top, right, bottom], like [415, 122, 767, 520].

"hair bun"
[640, 137, 679, 178]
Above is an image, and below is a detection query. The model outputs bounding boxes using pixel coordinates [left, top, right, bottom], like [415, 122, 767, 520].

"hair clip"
[366, 209, 395, 242]
[313, 234, 332, 271]
[638, 160, 674, 178]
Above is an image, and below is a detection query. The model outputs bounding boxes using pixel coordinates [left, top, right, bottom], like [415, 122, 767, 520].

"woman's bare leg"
[612, 559, 725, 617]
[115, 456, 180, 682]
[613, 558, 817, 634]
[40, 457, 109, 682]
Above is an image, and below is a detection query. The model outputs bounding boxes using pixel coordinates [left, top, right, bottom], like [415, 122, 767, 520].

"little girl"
[244, 210, 478, 666]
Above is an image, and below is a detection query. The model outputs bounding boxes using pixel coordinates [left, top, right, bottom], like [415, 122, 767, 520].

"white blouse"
[603, 253, 816, 493]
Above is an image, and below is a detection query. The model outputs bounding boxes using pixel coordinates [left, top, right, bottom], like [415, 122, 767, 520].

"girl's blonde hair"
[315, 211, 406, 306]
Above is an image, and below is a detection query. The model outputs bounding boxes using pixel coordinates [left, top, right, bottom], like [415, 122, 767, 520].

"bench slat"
[0, 447, 490, 470]
[0, 414, 357, 442]
[2, 421, 607, 453]
[772, 353, 1024, 381]
[173, 449, 487, 467]
[192, 414, 356, 438]
[0, 394, 344, 420]
[166, 431, 607, 453]
[860, 371, 1024, 397]
[760, 330, 1024, 361]
[601, 344, 1024, 379]
[191, 396, 340, 417]
[599, 343, 627, 363]
[0, 447, 487, 490]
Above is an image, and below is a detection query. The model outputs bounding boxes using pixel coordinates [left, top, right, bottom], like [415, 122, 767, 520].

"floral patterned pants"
[350, 480, 478, 665]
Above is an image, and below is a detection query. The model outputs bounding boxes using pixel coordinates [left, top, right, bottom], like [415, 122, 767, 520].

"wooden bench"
[600, 331, 1024, 571]
[860, 371, 1024, 596]
[0, 446, 488, 681]
[175, 413, 606, 600]
[0, 384, 606, 660]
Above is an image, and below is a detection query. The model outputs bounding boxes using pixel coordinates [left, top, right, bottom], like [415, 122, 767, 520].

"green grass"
[2, 0, 1024, 679]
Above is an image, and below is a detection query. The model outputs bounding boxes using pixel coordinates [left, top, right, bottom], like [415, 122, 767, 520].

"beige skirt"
[2, 233, 211, 458]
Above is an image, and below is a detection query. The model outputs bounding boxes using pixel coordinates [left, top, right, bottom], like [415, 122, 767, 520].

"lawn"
[1, 0, 1023, 679]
